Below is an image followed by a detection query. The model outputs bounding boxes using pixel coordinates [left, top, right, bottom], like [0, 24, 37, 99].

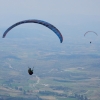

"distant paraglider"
[84, 31, 98, 36]
[2, 19, 63, 43]
[84, 31, 98, 44]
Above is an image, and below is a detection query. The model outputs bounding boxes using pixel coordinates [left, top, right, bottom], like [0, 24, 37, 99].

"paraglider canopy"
[2, 19, 63, 43]
[84, 31, 98, 37]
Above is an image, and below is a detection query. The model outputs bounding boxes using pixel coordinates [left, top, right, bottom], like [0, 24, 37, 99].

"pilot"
[28, 68, 33, 75]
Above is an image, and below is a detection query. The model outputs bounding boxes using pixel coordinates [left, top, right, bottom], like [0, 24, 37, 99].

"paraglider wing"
[84, 31, 98, 36]
[2, 19, 63, 43]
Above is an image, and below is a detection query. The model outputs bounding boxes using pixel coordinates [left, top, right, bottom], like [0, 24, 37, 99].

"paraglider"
[28, 67, 34, 75]
[84, 31, 98, 36]
[2, 19, 63, 43]
[2, 19, 63, 75]
[84, 31, 98, 44]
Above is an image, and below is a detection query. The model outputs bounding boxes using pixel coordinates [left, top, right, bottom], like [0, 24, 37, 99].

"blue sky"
[0, 0, 100, 26]
[0, 0, 100, 43]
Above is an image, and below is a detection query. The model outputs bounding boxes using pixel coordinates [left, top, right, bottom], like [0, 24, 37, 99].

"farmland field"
[0, 37, 100, 100]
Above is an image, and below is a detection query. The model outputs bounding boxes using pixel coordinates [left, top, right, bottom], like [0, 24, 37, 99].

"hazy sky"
[0, 0, 100, 41]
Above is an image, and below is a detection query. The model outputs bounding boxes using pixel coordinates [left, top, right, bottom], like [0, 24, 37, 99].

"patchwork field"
[0, 38, 100, 100]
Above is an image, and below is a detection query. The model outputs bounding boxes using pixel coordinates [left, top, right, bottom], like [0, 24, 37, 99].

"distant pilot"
[28, 67, 33, 75]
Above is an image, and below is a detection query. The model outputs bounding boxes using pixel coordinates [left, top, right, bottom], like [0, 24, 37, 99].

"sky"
[0, 0, 100, 43]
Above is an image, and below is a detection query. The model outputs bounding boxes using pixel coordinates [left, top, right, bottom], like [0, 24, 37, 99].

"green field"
[0, 38, 100, 100]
